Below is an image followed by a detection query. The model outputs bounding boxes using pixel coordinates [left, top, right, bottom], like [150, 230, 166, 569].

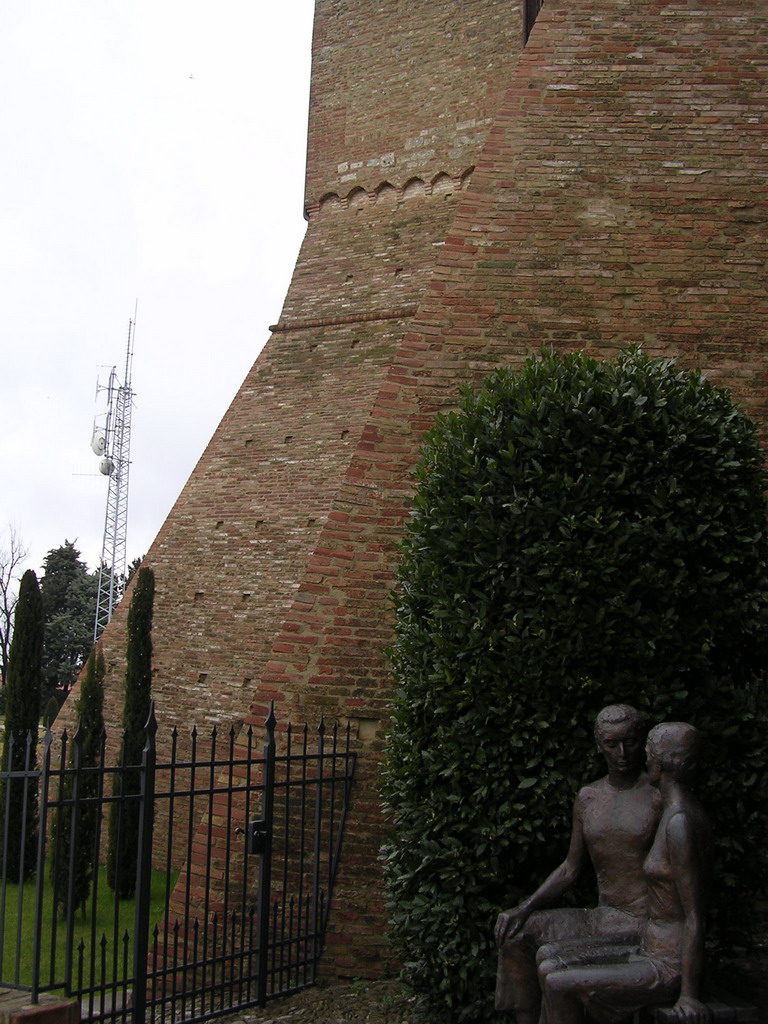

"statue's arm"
[665, 812, 712, 1024]
[495, 794, 588, 945]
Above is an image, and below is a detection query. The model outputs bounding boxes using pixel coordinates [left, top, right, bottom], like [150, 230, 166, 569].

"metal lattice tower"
[93, 317, 135, 641]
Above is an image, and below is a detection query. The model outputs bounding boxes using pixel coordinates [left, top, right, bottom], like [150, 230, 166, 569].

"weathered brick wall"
[234, 0, 768, 976]
[59, 0, 525, 745]
[58, 0, 767, 980]
[56, 0, 526, 975]
[58, 190, 468, 832]
[305, 0, 525, 210]
[419, 0, 768, 414]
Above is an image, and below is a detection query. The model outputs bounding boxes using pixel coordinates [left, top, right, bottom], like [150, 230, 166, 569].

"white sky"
[0, 1, 314, 579]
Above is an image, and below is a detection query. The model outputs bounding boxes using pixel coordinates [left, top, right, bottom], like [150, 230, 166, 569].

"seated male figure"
[495, 705, 662, 1024]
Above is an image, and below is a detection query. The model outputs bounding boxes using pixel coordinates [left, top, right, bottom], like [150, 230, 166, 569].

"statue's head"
[594, 704, 646, 742]
[646, 722, 701, 784]
[594, 704, 646, 776]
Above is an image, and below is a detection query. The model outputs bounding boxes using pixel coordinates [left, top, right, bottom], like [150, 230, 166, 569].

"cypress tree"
[51, 645, 105, 916]
[107, 567, 154, 898]
[2, 569, 44, 881]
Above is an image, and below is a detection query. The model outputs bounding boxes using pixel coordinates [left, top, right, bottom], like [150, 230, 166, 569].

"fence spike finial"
[265, 701, 277, 735]
[144, 700, 158, 738]
[72, 716, 85, 750]
[42, 727, 54, 756]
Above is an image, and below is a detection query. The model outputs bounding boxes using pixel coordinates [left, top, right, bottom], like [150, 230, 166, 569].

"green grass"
[0, 862, 175, 991]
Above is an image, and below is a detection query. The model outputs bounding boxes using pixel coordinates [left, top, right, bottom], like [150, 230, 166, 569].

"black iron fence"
[0, 705, 356, 1024]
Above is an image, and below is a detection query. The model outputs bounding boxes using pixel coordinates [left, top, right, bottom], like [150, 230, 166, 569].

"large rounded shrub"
[382, 349, 768, 1023]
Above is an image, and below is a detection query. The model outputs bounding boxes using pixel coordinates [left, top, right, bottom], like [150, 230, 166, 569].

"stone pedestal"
[0, 991, 79, 1024]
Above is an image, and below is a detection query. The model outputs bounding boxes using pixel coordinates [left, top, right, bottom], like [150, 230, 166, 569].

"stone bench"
[638, 987, 760, 1023]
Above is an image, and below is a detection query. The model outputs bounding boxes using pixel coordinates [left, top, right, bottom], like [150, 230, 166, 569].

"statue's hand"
[668, 996, 713, 1023]
[494, 905, 530, 946]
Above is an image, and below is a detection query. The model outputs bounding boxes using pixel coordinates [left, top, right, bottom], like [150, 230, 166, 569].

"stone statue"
[495, 705, 662, 1024]
[536, 722, 713, 1023]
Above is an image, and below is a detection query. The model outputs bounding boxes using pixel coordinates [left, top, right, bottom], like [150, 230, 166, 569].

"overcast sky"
[0, 1, 314, 581]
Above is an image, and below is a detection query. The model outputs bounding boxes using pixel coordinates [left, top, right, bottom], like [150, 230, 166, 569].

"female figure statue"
[537, 722, 713, 1024]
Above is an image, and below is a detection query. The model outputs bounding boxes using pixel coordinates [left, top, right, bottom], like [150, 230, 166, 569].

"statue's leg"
[496, 932, 539, 1022]
[539, 958, 660, 1024]
[536, 957, 587, 1024]
[537, 940, 636, 971]
[496, 909, 594, 1021]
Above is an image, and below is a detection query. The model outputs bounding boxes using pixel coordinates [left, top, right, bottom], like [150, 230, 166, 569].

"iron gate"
[0, 705, 356, 1024]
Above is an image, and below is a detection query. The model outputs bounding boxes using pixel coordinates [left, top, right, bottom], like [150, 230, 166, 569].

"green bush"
[382, 349, 768, 1023]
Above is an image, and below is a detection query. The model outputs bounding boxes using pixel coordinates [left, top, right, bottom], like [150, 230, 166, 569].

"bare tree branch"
[0, 527, 29, 685]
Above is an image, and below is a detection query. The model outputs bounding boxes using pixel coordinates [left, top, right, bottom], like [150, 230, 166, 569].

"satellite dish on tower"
[90, 427, 106, 456]
[99, 456, 115, 476]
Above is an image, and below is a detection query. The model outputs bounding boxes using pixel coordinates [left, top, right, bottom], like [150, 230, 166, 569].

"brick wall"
[58, 0, 767, 979]
[305, 0, 525, 210]
[239, 0, 767, 975]
[56, 0, 526, 975]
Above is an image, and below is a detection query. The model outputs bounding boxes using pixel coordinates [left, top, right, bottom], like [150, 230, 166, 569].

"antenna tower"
[93, 316, 135, 641]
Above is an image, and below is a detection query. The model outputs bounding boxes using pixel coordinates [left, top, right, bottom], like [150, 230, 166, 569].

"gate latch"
[245, 819, 268, 856]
